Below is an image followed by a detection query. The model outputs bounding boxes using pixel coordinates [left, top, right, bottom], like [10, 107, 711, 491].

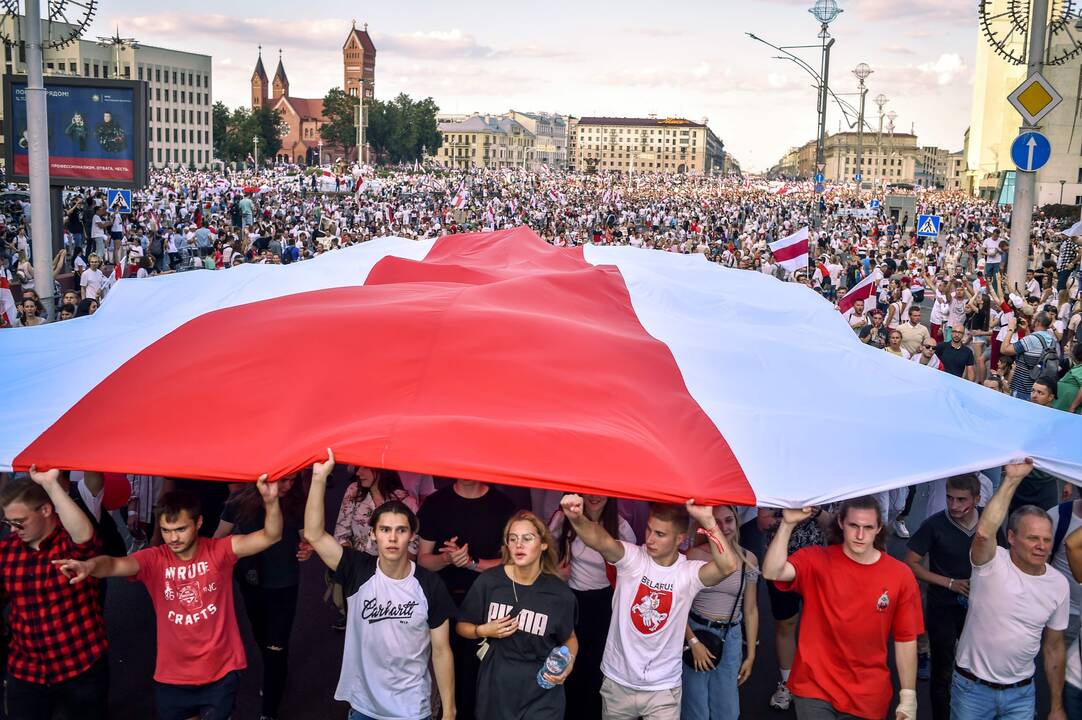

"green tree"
[248, 105, 283, 161]
[320, 87, 359, 156]
[365, 93, 442, 164]
[212, 101, 231, 160]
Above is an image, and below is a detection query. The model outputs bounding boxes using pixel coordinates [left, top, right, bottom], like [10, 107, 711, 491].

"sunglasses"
[2, 505, 43, 530]
[923, 344, 936, 350]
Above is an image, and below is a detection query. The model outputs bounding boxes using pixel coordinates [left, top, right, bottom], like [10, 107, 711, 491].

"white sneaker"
[893, 519, 911, 538]
[769, 681, 792, 711]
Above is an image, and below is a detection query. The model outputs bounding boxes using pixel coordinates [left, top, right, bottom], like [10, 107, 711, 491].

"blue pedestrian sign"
[854, 172, 862, 182]
[1010, 131, 1051, 172]
[107, 188, 132, 214]
[814, 172, 825, 184]
[869, 199, 881, 209]
[916, 214, 941, 238]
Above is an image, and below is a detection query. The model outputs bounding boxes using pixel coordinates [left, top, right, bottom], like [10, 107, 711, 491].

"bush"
[1038, 203, 1081, 220]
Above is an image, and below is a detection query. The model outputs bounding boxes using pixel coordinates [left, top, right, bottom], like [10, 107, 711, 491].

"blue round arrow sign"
[1010, 131, 1051, 173]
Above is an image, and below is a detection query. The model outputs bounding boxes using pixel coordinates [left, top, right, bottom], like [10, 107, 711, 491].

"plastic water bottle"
[537, 645, 571, 689]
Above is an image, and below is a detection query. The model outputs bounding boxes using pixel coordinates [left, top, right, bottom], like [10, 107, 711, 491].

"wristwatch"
[467, 559, 479, 572]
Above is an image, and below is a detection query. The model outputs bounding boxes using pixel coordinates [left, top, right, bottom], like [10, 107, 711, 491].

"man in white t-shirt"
[559, 495, 739, 720]
[952, 459, 1069, 720]
[304, 450, 456, 720]
[79, 254, 105, 300]
[983, 236, 1003, 280]
[843, 298, 868, 330]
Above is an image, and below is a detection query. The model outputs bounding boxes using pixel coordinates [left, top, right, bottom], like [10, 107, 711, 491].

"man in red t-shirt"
[55, 475, 283, 720]
[763, 495, 923, 720]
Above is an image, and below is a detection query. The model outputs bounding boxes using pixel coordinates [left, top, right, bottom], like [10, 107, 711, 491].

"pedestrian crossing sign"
[107, 188, 131, 214]
[916, 214, 941, 238]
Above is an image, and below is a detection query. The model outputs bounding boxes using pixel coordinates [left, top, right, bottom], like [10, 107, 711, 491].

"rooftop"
[578, 117, 706, 128]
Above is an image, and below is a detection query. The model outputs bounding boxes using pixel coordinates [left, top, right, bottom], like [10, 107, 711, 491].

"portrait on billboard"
[3, 75, 147, 189]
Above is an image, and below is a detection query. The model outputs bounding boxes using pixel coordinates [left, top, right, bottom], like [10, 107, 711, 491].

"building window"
[156, 147, 162, 162]
[156, 127, 161, 141]
[155, 68, 161, 82]
[155, 87, 161, 101]
[123, 65, 130, 78]
[172, 70, 177, 84]
[69, 62, 76, 72]
[138, 66, 143, 80]
[172, 89, 177, 102]
[92, 63, 99, 77]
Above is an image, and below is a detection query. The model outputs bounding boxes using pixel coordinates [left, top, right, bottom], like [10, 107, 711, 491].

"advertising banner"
[4, 75, 147, 189]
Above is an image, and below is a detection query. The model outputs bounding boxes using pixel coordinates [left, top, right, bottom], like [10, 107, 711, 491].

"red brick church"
[251, 21, 376, 164]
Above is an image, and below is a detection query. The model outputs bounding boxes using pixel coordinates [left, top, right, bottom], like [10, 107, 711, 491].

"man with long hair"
[762, 496, 923, 720]
[54, 474, 283, 720]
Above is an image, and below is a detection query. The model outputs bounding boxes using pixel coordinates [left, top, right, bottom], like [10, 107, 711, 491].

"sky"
[88, 0, 977, 172]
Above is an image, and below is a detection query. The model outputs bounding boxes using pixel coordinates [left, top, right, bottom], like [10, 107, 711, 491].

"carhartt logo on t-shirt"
[361, 597, 419, 623]
[631, 577, 673, 634]
[876, 589, 890, 612]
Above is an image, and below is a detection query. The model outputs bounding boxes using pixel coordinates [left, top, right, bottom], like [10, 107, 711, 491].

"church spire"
[272, 48, 289, 99]
[252, 44, 268, 82]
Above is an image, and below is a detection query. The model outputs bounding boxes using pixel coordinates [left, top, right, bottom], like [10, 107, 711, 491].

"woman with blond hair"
[458, 510, 579, 720]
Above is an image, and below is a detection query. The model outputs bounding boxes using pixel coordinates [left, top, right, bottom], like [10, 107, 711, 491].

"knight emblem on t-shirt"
[631, 581, 672, 634]
[876, 588, 890, 612]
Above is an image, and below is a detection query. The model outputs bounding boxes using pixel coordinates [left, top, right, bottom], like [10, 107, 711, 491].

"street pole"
[253, 136, 259, 166]
[26, 0, 55, 319]
[1007, 0, 1049, 294]
[853, 63, 871, 188]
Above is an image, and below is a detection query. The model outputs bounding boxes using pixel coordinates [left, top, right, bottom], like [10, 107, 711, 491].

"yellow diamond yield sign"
[1008, 72, 1062, 126]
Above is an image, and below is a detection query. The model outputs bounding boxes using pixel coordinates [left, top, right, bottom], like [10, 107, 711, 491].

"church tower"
[251, 46, 268, 110]
[343, 20, 376, 101]
[272, 50, 289, 100]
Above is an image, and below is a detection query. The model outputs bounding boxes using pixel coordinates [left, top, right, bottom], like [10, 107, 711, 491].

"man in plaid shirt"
[1, 467, 108, 719]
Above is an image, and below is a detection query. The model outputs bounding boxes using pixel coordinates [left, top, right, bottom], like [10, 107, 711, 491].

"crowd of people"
[2, 165, 1082, 720]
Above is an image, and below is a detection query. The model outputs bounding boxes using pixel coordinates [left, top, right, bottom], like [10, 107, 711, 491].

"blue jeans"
[681, 619, 742, 720]
[950, 670, 1034, 720]
[1067, 683, 1082, 720]
[349, 711, 430, 720]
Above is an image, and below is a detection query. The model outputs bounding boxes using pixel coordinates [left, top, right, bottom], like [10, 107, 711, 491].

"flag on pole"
[837, 270, 881, 313]
[767, 227, 809, 273]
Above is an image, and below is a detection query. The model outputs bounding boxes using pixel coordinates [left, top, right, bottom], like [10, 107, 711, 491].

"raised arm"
[686, 501, 739, 586]
[761, 507, 813, 582]
[29, 466, 93, 544]
[230, 474, 283, 559]
[303, 449, 344, 572]
[559, 494, 624, 564]
[972, 459, 1033, 566]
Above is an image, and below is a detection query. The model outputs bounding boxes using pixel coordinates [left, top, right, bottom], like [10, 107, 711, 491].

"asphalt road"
[93, 481, 958, 720]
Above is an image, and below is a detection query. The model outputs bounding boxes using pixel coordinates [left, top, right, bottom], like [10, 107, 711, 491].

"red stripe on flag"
[837, 273, 877, 313]
[15, 228, 753, 505]
[771, 239, 808, 264]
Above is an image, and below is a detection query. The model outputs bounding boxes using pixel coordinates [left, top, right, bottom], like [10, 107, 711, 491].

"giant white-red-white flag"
[768, 227, 809, 273]
[837, 270, 881, 313]
[2, 228, 1081, 507]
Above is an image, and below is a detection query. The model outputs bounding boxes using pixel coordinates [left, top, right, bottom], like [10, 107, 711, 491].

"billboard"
[3, 75, 147, 189]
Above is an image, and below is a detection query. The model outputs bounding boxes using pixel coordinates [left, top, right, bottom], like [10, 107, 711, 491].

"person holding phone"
[457, 510, 578, 720]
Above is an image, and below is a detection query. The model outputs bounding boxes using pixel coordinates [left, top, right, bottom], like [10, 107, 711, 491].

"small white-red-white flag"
[0, 276, 16, 328]
[452, 188, 469, 209]
[837, 269, 882, 313]
[775, 185, 790, 196]
[767, 227, 809, 273]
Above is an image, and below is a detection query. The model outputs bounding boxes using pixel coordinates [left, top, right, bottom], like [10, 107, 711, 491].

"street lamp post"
[1060, 179, 1067, 204]
[886, 110, 897, 190]
[318, 139, 324, 167]
[97, 29, 139, 79]
[809, 0, 842, 233]
[253, 136, 260, 167]
[853, 63, 871, 188]
[873, 93, 888, 187]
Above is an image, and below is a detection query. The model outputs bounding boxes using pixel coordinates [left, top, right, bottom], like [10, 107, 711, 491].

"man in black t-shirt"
[859, 310, 889, 349]
[935, 325, 975, 380]
[418, 478, 515, 720]
[905, 474, 981, 720]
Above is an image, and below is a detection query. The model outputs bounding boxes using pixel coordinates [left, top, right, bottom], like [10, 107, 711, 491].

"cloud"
[917, 53, 968, 85]
[760, 0, 971, 25]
